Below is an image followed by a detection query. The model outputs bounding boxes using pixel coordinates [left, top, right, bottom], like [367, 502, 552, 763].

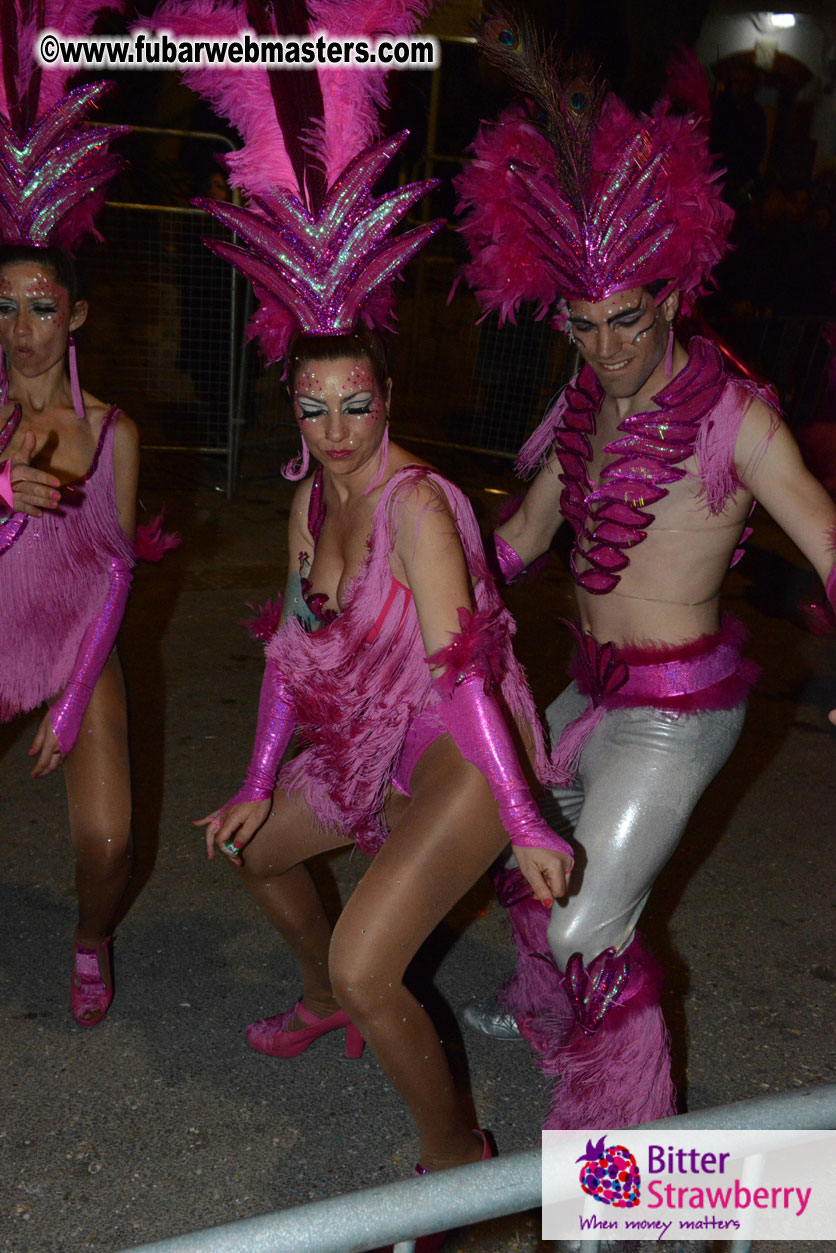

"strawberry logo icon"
[577, 1137, 641, 1207]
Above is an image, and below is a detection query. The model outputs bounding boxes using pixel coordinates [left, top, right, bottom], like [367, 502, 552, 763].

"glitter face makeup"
[292, 355, 389, 477]
[0, 262, 82, 380]
[567, 287, 670, 399]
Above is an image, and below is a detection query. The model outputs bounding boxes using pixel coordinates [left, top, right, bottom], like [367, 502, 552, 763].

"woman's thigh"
[547, 703, 746, 968]
[63, 653, 131, 843]
[330, 736, 510, 991]
[236, 784, 351, 877]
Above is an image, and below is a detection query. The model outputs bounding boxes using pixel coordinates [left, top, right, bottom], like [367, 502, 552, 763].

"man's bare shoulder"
[734, 389, 783, 477]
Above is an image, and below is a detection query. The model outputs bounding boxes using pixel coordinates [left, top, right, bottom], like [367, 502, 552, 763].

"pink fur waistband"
[552, 615, 759, 784]
[569, 614, 758, 711]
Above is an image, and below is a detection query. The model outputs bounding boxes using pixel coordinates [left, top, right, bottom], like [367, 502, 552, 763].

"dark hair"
[0, 244, 82, 305]
[287, 326, 390, 390]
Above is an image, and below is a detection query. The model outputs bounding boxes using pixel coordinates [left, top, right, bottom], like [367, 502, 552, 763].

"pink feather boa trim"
[455, 105, 562, 326]
[134, 511, 181, 563]
[426, 604, 508, 698]
[241, 595, 284, 644]
[495, 867, 676, 1129]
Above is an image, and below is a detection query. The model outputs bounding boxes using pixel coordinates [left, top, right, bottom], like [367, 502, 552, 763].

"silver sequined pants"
[538, 683, 746, 969]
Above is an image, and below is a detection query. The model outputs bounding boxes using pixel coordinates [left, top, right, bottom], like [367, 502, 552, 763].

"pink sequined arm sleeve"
[0, 459, 13, 510]
[223, 660, 295, 806]
[49, 557, 133, 755]
[493, 533, 526, 585]
[432, 667, 574, 862]
[827, 564, 836, 612]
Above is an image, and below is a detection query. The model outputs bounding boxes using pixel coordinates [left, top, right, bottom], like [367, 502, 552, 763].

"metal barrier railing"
[82, 127, 242, 496]
[118, 1081, 836, 1253]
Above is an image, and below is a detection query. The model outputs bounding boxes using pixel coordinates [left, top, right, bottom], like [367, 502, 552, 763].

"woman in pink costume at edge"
[454, 24, 836, 1129]
[156, 0, 570, 1223]
[0, 2, 140, 1028]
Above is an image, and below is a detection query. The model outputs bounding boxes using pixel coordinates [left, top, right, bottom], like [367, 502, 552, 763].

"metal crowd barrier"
[82, 127, 242, 497]
[119, 1081, 836, 1253]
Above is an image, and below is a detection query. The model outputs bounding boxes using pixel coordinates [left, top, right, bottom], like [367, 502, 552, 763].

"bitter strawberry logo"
[577, 1137, 641, 1207]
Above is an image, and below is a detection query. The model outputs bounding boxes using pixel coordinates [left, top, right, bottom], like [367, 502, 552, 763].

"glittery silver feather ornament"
[196, 132, 441, 349]
[153, 0, 442, 362]
[0, 81, 127, 251]
[0, 1, 128, 253]
[513, 123, 678, 303]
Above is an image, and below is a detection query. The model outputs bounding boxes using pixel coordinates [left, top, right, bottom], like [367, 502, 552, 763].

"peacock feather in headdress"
[457, 14, 733, 319]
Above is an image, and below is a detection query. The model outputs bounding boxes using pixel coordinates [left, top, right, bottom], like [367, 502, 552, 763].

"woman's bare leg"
[328, 736, 510, 1170]
[233, 741, 513, 1165]
[63, 653, 132, 947]
[235, 788, 350, 1020]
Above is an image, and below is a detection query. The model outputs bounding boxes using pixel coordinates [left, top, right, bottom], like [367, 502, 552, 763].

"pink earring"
[0, 353, 7, 404]
[69, 336, 85, 419]
[282, 438, 310, 481]
[664, 324, 675, 378]
[364, 420, 390, 495]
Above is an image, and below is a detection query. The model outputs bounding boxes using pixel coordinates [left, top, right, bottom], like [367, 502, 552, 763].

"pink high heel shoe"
[71, 932, 114, 1028]
[245, 1001, 365, 1059]
[407, 1130, 496, 1253]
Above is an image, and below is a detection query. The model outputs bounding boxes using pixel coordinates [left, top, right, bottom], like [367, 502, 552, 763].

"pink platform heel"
[245, 1001, 365, 1059]
[70, 932, 114, 1028]
[406, 1130, 496, 1253]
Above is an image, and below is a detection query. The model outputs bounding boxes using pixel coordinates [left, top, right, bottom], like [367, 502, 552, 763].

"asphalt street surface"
[1, 441, 834, 1253]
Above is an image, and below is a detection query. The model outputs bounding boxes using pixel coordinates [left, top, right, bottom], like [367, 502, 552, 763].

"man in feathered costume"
[455, 17, 836, 1129]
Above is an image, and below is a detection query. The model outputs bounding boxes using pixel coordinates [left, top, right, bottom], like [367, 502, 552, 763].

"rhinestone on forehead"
[295, 360, 377, 392]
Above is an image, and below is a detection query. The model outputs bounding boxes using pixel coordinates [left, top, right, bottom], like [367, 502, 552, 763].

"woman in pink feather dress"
[0, 244, 139, 1028]
[198, 326, 573, 1187]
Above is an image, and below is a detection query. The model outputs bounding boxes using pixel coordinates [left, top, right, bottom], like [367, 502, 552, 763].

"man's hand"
[3, 431, 61, 517]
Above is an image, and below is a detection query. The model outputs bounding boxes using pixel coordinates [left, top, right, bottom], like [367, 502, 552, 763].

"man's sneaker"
[461, 996, 524, 1040]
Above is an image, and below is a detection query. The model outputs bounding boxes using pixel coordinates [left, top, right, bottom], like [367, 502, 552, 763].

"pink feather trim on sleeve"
[426, 604, 510, 698]
[241, 596, 284, 643]
[133, 511, 181, 562]
[515, 386, 572, 480]
[695, 376, 781, 512]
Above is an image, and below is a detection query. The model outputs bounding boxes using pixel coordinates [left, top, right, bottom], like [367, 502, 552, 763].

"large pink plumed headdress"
[456, 16, 733, 321]
[0, 1, 128, 253]
[151, 0, 442, 366]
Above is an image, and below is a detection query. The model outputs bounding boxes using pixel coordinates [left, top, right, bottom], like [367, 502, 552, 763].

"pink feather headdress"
[152, 0, 443, 364]
[0, 0, 128, 252]
[456, 16, 733, 320]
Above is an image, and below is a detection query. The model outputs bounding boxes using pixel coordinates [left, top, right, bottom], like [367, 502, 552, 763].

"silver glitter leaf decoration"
[195, 131, 443, 349]
[0, 81, 127, 249]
